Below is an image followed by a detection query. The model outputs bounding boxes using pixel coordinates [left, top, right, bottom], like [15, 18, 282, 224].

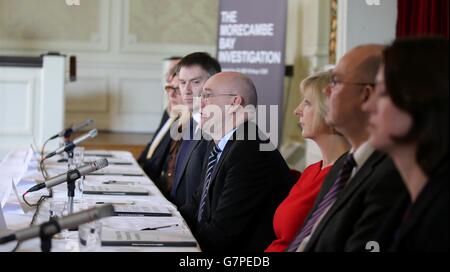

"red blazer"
[265, 161, 331, 252]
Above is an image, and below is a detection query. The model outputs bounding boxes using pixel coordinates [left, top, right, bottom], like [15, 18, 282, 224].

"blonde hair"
[300, 70, 332, 133]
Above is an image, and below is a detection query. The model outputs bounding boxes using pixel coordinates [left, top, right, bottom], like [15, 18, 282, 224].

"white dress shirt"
[215, 128, 237, 162]
[192, 111, 201, 135]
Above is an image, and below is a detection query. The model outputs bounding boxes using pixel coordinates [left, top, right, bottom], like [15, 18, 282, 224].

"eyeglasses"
[330, 77, 374, 88]
[199, 92, 237, 100]
[164, 84, 180, 94]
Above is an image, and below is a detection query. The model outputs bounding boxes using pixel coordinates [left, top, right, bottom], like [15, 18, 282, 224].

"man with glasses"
[138, 59, 182, 197]
[286, 45, 407, 252]
[170, 52, 222, 209]
[180, 71, 293, 252]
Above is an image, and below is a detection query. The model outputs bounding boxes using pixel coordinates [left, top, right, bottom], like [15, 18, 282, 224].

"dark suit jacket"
[171, 119, 209, 208]
[303, 151, 408, 252]
[388, 161, 449, 252]
[137, 111, 172, 189]
[180, 122, 294, 252]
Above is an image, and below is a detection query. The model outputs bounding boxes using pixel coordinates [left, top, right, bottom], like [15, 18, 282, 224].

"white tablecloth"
[0, 149, 200, 252]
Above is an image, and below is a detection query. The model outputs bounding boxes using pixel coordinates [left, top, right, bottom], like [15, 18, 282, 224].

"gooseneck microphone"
[49, 119, 94, 140]
[44, 129, 98, 159]
[26, 158, 108, 193]
[0, 204, 114, 244]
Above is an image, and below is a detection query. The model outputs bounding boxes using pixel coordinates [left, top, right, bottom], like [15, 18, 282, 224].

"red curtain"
[397, 0, 449, 38]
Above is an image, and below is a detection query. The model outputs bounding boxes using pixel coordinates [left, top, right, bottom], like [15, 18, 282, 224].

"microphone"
[0, 204, 114, 244]
[49, 119, 94, 140]
[26, 158, 108, 193]
[44, 129, 98, 159]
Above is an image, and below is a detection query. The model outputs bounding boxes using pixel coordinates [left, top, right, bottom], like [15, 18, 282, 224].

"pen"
[84, 154, 114, 157]
[88, 173, 144, 177]
[102, 180, 135, 185]
[140, 224, 179, 231]
[87, 192, 149, 196]
[95, 201, 135, 205]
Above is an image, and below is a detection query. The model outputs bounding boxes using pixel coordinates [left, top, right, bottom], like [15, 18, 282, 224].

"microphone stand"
[66, 150, 76, 216]
[57, 136, 72, 163]
[39, 219, 61, 252]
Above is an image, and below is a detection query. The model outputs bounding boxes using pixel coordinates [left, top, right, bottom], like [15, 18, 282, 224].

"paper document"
[11, 180, 35, 213]
[83, 185, 150, 196]
[101, 230, 197, 247]
[84, 157, 132, 165]
[87, 169, 144, 177]
[0, 148, 32, 207]
[84, 150, 114, 158]
[0, 205, 6, 230]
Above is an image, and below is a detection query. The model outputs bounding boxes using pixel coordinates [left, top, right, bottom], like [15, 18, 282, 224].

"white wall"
[0, 0, 218, 133]
[281, 0, 331, 170]
[282, 0, 398, 170]
[304, 0, 397, 167]
[337, 0, 397, 59]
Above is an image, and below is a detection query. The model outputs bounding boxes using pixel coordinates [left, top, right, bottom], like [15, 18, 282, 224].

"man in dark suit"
[170, 120, 209, 208]
[180, 72, 293, 252]
[170, 52, 221, 208]
[138, 58, 182, 196]
[137, 110, 171, 185]
[286, 45, 408, 252]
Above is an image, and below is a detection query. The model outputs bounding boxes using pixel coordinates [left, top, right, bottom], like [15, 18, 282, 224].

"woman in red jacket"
[266, 70, 349, 252]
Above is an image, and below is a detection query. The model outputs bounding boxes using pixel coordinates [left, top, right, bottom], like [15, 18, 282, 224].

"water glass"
[49, 200, 67, 219]
[74, 147, 85, 192]
[78, 220, 102, 252]
[73, 147, 85, 166]
[59, 138, 69, 160]
[49, 200, 68, 239]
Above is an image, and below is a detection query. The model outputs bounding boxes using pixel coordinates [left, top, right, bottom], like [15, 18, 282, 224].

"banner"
[217, 0, 287, 113]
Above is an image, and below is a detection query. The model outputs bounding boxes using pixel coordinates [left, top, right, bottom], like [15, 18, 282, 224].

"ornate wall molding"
[119, 0, 217, 55]
[117, 77, 163, 114]
[0, 0, 220, 133]
[0, 0, 110, 52]
[329, 0, 338, 64]
[66, 76, 109, 113]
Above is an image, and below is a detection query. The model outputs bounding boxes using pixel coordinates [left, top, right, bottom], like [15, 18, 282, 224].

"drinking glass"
[78, 220, 102, 252]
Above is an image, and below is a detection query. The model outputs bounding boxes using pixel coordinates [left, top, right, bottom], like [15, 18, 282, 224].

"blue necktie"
[197, 145, 222, 222]
[286, 153, 356, 252]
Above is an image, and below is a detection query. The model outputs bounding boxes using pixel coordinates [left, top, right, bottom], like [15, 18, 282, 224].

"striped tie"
[286, 153, 356, 252]
[197, 145, 222, 222]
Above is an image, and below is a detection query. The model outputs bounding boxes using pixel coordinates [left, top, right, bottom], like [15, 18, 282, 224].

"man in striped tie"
[287, 45, 408, 252]
[180, 71, 294, 252]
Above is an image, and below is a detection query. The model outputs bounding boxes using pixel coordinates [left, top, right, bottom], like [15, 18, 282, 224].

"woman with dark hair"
[363, 37, 449, 251]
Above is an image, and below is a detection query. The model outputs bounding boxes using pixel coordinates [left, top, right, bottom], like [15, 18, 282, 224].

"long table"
[0, 149, 200, 252]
